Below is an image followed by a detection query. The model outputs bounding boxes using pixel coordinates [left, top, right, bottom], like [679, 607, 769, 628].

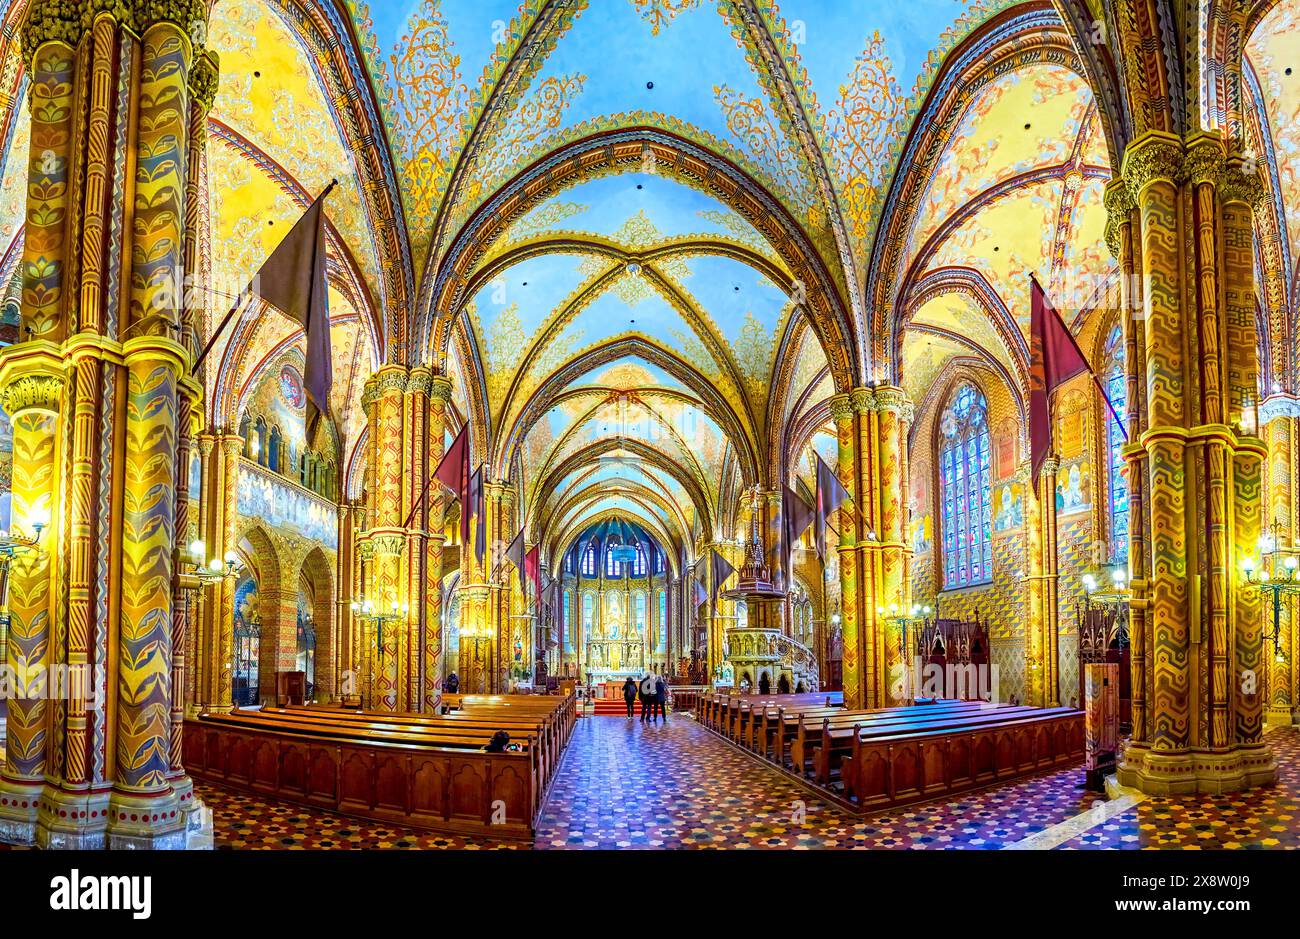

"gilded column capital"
[361, 374, 383, 409]
[369, 532, 405, 557]
[828, 393, 854, 424]
[1180, 135, 1226, 186]
[849, 387, 876, 414]
[1103, 178, 1136, 260]
[20, 1, 84, 70]
[873, 386, 909, 416]
[374, 365, 409, 397]
[189, 49, 220, 117]
[428, 374, 454, 404]
[2, 372, 63, 416]
[1121, 131, 1183, 198]
[1221, 157, 1267, 208]
[132, 0, 210, 34]
[406, 366, 433, 396]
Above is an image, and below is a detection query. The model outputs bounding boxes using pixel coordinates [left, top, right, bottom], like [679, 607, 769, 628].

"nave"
[91, 718, 1300, 851]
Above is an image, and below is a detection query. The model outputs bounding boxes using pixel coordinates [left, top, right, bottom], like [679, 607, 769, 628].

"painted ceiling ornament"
[824, 30, 908, 245]
[631, 0, 700, 36]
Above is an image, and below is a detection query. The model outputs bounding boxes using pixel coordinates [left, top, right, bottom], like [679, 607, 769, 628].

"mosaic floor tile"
[5, 720, 1299, 850]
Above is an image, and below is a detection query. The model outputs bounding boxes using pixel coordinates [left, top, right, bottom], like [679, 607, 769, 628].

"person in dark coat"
[446, 672, 460, 694]
[655, 673, 668, 723]
[639, 672, 656, 723]
[622, 676, 637, 719]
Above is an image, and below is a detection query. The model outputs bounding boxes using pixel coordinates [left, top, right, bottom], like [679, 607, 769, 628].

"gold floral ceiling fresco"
[3, 0, 1298, 558]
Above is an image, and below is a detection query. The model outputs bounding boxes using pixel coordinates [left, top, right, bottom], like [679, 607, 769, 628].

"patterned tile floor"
[202, 716, 1101, 850]
[5, 720, 1300, 849]
[1056, 728, 1300, 850]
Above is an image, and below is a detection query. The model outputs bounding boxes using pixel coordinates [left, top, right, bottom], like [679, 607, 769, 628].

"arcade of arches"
[0, 0, 1297, 852]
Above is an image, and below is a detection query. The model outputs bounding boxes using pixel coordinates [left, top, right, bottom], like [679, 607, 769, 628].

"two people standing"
[637, 671, 668, 724]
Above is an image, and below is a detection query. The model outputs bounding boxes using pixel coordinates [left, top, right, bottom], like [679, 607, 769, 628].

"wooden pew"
[806, 705, 1078, 785]
[838, 708, 1085, 808]
[280, 704, 561, 785]
[183, 709, 543, 839]
[785, 701, 986, 774]
[799, 704, 1052, 782]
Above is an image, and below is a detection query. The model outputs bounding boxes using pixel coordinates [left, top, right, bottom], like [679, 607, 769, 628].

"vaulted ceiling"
[0, 0, 1295, 559]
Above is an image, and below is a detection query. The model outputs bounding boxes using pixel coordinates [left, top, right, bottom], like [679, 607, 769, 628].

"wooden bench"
[838, 708, 1085, 809]
[699, 692, 842, 737]
[801, 704, 1065, 783]
[790, 701, 998, 777]
[183, 698, 573, 839]
[279, 704, 562, 786]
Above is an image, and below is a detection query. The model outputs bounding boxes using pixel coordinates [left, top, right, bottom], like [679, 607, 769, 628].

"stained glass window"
[1104, 324, 1129, 562]
[606, 548, 620, 577]
[939, 382, 993, 587]
[581, 543, 596, 576]
[633, 547, 647, 576]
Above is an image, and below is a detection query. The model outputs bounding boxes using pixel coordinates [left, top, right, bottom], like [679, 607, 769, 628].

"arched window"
[563, 590, 573, 652]
[606, 547, 620, 577]
[1104, 324, 1129, 562]
[581, 543, 596, 577]
[582, 592, 594, 630]
[633, 546, 646, 577]
[657, 589, 667, 652]
[939, 382, 992, 587]
[634, 591, 646, 635]
[655, 550, 664, 575]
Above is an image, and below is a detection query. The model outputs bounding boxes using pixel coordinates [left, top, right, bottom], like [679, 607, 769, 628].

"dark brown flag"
[248, 186, 335, 441]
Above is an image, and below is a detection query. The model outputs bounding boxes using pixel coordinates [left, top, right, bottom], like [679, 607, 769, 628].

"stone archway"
[300, 547, 335, 700]
[235, 525, 286, 706]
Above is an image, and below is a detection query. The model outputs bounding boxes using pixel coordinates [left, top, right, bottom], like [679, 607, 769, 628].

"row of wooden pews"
[697, 692, 1084, 811]
[183, 693, 575, 839]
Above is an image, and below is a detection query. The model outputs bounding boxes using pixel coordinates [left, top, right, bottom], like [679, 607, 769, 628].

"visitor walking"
[622, 675, 637, 719]
[655, 672, 668, 723]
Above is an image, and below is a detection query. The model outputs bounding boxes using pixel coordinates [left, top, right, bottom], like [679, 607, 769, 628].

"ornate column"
[1024, 457, 1060, 706]
[359, 366, 409, 712]
[0, 368, 61, 845]
[0, 1, 216, 850]
[1113, 131, 1274, 794]
[1259, 401, 1297, 725]
[830, 394, 861, 705]
[423, 375, 452, 708]
[874, 387, 913, 704]
[335, 501, 357, 693]
[195, 432, 239, 712]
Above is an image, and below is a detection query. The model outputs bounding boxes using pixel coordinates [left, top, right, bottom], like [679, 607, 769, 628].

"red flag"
[525, 545, 541, 603]
[248, 185, 335, 440]
[1029, 276, 1115, 489]
[405, 423, 468, 532]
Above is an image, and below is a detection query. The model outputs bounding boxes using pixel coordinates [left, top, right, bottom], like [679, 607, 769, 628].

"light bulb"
[1242, 557, 1256, 575]
[350, 601, 359, 612]
[1286, 557, 1297, 571]
[224, 551, 239, 566]
[1112, 569, 1126, 585]
[209, 558, 223, 572]
[190, 539, 205, 560]
[390, 601, 400, 612]
[1083, 574, 1097, 591]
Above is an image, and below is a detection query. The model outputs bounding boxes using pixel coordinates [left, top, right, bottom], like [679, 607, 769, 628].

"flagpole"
[193, 178, 339, 372]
